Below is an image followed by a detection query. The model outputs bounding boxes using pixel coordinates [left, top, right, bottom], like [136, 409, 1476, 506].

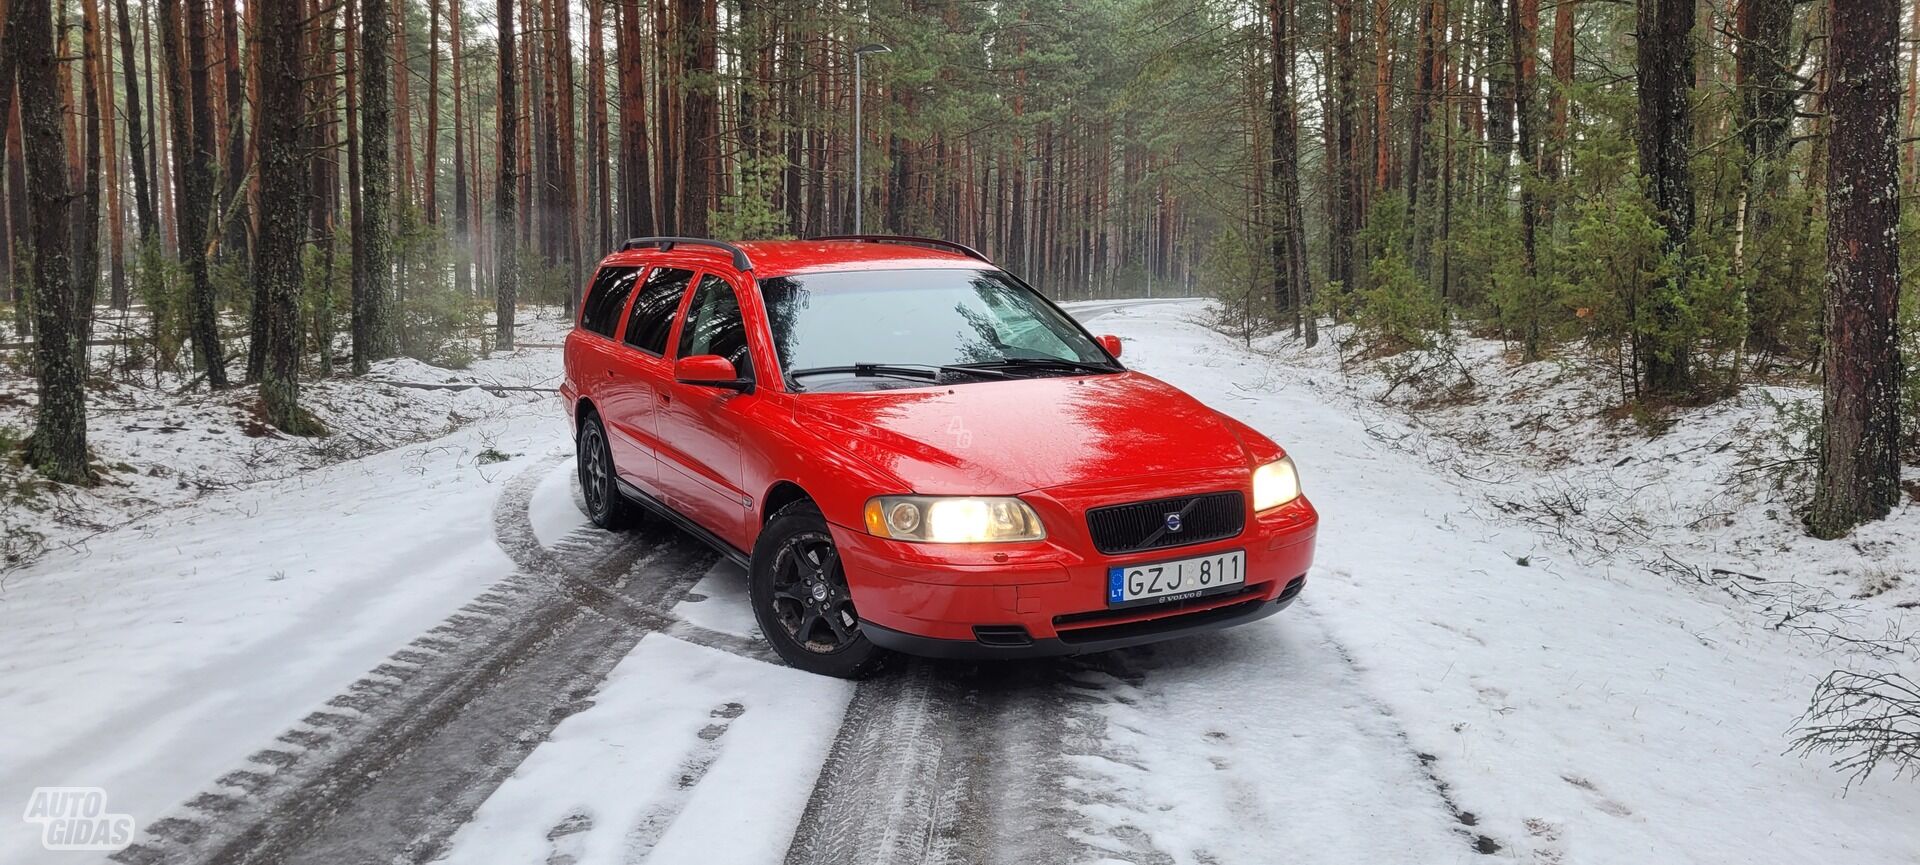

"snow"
[1085, 300, 1920, 863]
[677, 561, 761, 640]
[1, 297, 1916, 864]
[0, 320, 572, 864]
[527, 450, 589, 547]
[436, 636, 852, 865]
[0, 308, 573, 575]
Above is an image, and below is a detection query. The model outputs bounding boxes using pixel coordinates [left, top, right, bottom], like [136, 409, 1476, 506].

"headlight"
[1252, 457, 1301, 511]
[863, 496, 1046, 543]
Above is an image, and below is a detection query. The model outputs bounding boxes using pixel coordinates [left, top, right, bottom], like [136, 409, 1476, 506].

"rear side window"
[676, 275, 753, 377]
[623, 267, 695, 355]
[578, 266, 639, 338]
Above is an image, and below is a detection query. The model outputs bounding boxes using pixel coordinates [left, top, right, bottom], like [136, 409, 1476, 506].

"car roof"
[595, 239, 995, 279]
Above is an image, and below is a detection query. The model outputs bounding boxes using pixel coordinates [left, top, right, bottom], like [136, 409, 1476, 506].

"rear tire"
[750, 501, 885, 679]
[576, 412, 636, 530]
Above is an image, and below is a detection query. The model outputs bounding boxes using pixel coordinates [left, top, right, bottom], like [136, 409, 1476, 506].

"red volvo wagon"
[561, 236, 1318, 677]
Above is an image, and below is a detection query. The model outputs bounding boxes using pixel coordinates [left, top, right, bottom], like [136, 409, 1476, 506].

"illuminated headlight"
[863, 496, 1047, 543]
[1252, 457, 1301, 511]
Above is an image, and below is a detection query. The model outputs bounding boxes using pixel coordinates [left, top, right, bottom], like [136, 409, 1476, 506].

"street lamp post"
[852, 43, 890, 234]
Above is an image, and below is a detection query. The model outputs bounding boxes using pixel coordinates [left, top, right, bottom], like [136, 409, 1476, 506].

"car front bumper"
[833, 494, 1318, 658]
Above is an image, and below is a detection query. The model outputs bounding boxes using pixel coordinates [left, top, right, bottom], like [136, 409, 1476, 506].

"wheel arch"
[573, 397, 600, 434]
[759, 481, 816, 525]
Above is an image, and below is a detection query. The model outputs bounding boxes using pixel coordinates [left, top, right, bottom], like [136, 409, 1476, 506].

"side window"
[676, 275, 753, 378]
[623, 267, 695, 355]
[578, 266, 639, 338]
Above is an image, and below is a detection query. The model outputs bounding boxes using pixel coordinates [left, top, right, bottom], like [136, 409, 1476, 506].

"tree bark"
[495, 0, 517, 348]
[1546, 0, 1575, 182]
[112, 0, 154, 243]
[587, 0, 607, 251]
[1484, 0, 1513, 197]
[1734, 0, 1794, 350]
[1635, 0, 1695, 394]
[1268, 0, 1312, 343]
[164, 0, 229, 386]
[425, 0, 440, 223]
[77, 0, 104, 345]
[354, 0, 394, 372]
[218, 0, 248, 264]
[676, 0, 715, 236]
[616, 0, 654, 236]
[1808, 0, 1902, 538]
[97, 0, 126, 308]
[12, 0, 89, 482]
[255, 0, 318, 433]
[450, 0, 470, 293]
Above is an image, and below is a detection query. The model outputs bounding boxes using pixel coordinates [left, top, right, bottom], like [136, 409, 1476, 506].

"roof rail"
[809, 235, 990, 263]
[618, 236, 754, 271]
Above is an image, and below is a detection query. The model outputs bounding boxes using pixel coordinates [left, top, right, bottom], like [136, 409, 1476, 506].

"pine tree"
[1808, 0, 1902, 538]
[354, 0, 396, 372]
[11, 0, 89, 482]
[255, 0, 321, 433]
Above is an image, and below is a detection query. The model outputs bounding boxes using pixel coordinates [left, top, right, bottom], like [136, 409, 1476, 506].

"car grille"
[1084, 490, 1245, 555]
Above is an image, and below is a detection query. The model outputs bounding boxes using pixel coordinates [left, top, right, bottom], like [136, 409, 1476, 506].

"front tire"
[576, 412, 636, 530]
[750, 501, 884, 678]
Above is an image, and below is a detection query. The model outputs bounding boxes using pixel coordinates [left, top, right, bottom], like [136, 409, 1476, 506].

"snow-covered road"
[2, 299, 1916, 865]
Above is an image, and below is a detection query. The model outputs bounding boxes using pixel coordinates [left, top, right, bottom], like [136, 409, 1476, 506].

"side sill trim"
[615, 478, 754, 569]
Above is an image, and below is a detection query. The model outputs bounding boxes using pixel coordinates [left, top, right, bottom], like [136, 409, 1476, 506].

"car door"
[655, 272, 760, 551]
[601, 265, 697, 490]
[571, 264, 640, 465]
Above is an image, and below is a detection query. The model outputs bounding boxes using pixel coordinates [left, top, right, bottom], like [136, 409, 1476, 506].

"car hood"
[793, 372, 1253, 495]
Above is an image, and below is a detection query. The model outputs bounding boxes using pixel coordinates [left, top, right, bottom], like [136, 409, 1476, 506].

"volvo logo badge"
[1164, 512, 1184, 533]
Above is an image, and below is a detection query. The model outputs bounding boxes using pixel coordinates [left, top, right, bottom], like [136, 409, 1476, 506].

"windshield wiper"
[949, 356, 1118, 375]
[789, 363, 942, 382]
[786, 363, 1016, 388]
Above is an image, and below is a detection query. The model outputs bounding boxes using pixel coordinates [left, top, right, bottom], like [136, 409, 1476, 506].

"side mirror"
[674, 355, 753, 392]
[1097, 334, 1124, 358]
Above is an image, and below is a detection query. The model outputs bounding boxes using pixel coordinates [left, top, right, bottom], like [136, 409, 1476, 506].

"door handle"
[658, 387, 672, 405]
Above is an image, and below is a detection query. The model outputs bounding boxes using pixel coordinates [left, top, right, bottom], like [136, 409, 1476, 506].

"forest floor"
[0, 309, 572, 573]
[1, 299, 1917, 865]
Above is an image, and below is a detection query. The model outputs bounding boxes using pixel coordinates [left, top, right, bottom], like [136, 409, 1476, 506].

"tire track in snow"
[112, 457, 720, 865]
[783, 655, 1147, 865]
[1294, 601, 1505, 856]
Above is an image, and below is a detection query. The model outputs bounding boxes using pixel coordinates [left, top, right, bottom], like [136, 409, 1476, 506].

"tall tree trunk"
[165, 0, 229, 385]
[219, 0, 248, 264]
[12, 0, 88, 482]
[425, 0, 440, 223]
[112, 0, 154, 244]
[450, 0, 470, 293]
[98, 0, 126, 308]
[1807, 0, 1902, 538]
[616, 0, 653, 236]
[256, 0, 318, 433]
[1331, 0, 1357, 291]
[1269, 0, 1312, 343]
[587, 0, 607, 251]
[676, 0, 715, 236]
[1635, 0, 1695, 394]
[77, 0, 104, 344]
[1371, 0, 1392, 193]
[354, 0, 394, 372]
[1483, 0, 1513, 197]
[392, 0, 414, 212]
[495, 0, 517, 348]
[1546, 0, 1575, 182]
[1735, 0, 1793, 352]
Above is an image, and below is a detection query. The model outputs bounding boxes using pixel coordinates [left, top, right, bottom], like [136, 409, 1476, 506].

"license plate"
[1107, 549, 1246, 608]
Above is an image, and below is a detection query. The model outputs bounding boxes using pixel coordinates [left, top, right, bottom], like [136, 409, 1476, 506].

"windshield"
[758, 268, 1116, 390]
